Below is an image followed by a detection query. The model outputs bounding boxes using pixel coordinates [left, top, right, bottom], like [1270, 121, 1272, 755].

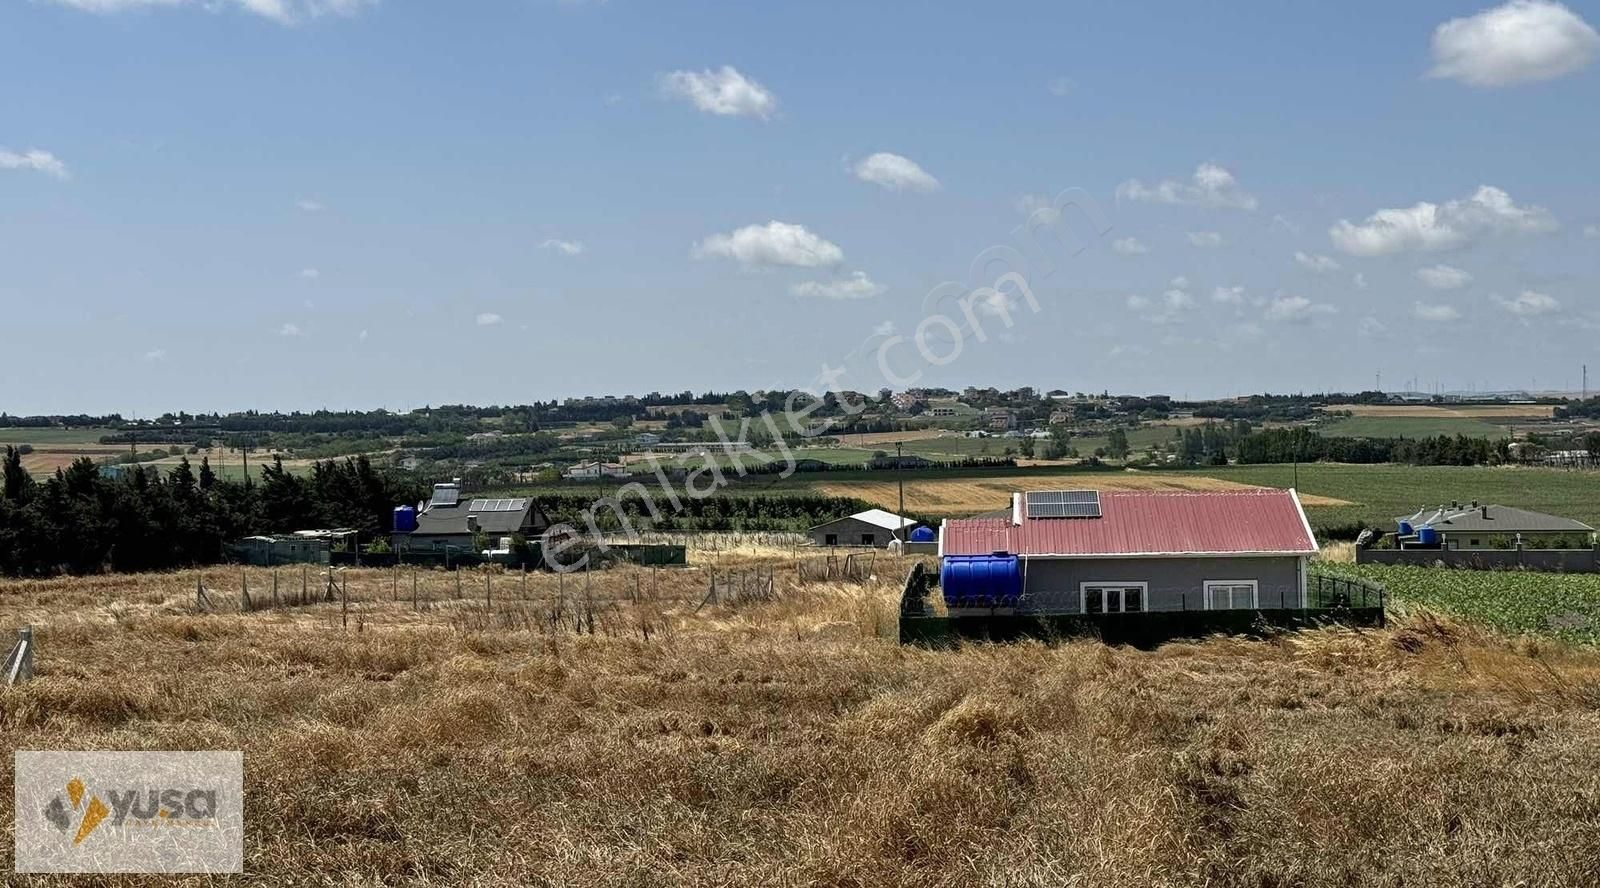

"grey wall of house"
[394, 533, 473, 552]
[810, 517, 918, 547]
[1019, 555, 1303, 612]
[1438, 531, 1594, 551]
[1357, 547, 1599, 572]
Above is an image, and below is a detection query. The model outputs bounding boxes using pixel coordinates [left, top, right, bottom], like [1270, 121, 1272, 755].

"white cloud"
[358, 329, 369, 342]
[973, 289, 1019, 318]
[299, 267, 320, 279]
[1584, 224, 1600, 238]
[660, 66, 776, 119]
[1187, 231, 1223, 248]
[296, 198, 324, 213]
[1413, 301, 1462, 322]
[693, 221, 843, 268]
[872, 320, 896, 337]
[1415, 264, 1473, 289]
[1118, 162, 1258, 210]
[1014, 194, 1053, 218]
[1329, 185, 1557, 256]
[1294, 251, 1342, 274]
[279, 323, 304, 337]
[48, 0, 377, 24]
[852, 152, 940, 192]
[1430, 0, 1599, 86]
[1494, 289, 1561, 316]
[1212, 285, 1245, 305]
[1128, 280, 1196, 324]
[1265, 295, 1336, 323]
[1359, 316, 1388, 337]
[476, 312, 502, 326]
[1111, 237, 1148, 255]
[1353, 272, 1369, 290]
[143, 349, 167, 362]
[540, 238, 585, 256]
[790, 271, 886, 300]
[0, 148, 69, 179]
[1047, 76, 1075, 96]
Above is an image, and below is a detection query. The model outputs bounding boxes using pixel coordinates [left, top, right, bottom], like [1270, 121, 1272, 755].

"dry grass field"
[1332, 404, 1556, 419]
[815, 471, 1352, 515]
[4, 556, 1600, 885]
[830, 429, 950, 448]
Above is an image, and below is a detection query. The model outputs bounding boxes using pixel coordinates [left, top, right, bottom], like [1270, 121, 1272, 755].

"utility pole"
[895, 442, 906, 543]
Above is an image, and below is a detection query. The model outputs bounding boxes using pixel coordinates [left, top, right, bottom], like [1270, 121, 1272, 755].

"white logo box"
[14, 751, 243, 874]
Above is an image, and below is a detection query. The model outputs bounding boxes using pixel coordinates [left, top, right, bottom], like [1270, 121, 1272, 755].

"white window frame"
[1203, 579, 1259, 611]
[1079, 582, 1149, 614]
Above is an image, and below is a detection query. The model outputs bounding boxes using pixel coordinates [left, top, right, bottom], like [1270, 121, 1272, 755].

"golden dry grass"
[1331, 404, 1556, 419]
[816, 472, 1351, 515]
[4, 560, 1600, 885]
[830, 429, 951, 447]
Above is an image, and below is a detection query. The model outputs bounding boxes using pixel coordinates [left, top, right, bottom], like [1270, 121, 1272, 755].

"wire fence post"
[4, 626, 35, 686]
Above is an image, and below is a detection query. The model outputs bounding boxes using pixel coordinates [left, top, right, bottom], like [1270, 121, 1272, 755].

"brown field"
[1331, 404, 1556, 419]
[831, 429, 950, 447]
[15, 444, 126, 475]
[3, 559, 1600, 885]
[815, 472, 1352, 514]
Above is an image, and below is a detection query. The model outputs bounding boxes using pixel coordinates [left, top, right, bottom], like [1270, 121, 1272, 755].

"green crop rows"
[1319, 563, 1600, 644]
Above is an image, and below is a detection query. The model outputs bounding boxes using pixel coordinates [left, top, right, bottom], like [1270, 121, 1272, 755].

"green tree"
[1107, 428, 1131, 459]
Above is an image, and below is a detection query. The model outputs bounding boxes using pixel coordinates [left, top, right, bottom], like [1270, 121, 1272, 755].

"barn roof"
[810, 509, 919, 532]
[940, 489, 1317, 558]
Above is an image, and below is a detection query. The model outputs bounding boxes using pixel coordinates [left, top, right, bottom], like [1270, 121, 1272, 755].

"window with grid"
[1204, 580, 1258, 610]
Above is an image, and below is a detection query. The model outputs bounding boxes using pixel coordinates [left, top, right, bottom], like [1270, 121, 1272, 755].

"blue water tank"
[941, 553, 1023, 608]
[910, 526, 936, 543]
[393, 505, 418, 533]
[1417, 526, 1439, 546]
[1397, 521, 1414, 536]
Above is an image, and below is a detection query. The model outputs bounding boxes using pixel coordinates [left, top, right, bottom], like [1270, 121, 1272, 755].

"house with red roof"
[938, 488, 1318, 614]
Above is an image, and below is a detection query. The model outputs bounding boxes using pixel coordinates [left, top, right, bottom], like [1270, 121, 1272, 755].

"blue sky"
[2, 0, 1598, 415]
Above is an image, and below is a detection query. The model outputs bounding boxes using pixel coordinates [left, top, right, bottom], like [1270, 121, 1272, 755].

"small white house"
[564, 460, 628, 480]
[808, 509, 924, 547]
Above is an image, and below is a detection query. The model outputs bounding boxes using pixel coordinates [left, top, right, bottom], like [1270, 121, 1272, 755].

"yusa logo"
[43, 776, 220, 846]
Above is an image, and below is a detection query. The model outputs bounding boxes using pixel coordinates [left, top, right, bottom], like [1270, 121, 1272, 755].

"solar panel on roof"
[465, 498, 526, 513]
[429, 487, 460, 507]
[1025, 490, 1101, 519]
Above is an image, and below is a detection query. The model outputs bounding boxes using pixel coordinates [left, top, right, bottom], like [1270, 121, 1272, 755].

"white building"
[563, 460, 628, 480]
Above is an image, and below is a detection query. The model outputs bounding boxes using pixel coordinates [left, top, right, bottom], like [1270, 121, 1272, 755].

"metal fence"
[1306, 572, 1386, 610]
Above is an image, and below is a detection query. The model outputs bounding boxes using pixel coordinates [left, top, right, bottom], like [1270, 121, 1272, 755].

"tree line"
[0, 448, 426, 577]
[1169, 424, 1510, 467]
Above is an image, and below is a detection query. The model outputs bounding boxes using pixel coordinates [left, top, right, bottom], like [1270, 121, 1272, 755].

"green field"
[1319, 563, 1600, 644]
[0, 427, 111, 445]
[1317, 415, 1510, 439]
[1200, 463, 1600, 532]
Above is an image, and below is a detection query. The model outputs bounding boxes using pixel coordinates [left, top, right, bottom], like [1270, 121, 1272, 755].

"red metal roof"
[941, 489, 1316, 558]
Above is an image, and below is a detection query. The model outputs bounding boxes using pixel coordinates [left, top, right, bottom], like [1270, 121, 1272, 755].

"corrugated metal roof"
[942, 489, 1316, 557]
[847, 509, 918, 531]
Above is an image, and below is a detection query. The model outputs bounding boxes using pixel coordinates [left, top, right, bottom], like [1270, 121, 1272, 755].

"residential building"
[985, 407, 1017, 431]
[1395, 502, 1595, 550]
[809, 509, 924, 547]
[396, 482, 551, 552]
[939, 489, 1318, 612]
[564, 460, 628, 480]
